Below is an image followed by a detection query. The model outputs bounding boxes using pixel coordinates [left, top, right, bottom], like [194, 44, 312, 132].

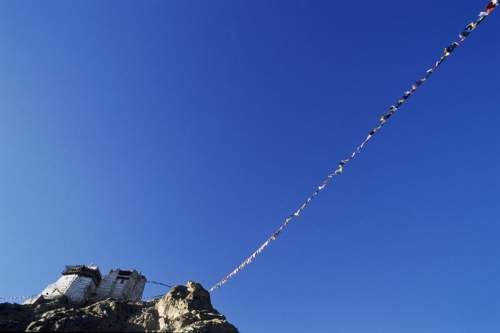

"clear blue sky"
[1, 1, 499, 332]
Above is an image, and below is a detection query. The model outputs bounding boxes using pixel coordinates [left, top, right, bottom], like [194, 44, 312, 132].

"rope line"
[0, 294, 40, 300]
[146, 280, 173, 288]
[208, 0, 498, 292]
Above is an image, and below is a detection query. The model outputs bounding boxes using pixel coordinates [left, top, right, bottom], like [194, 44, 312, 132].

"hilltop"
[0, 281, 238, 333]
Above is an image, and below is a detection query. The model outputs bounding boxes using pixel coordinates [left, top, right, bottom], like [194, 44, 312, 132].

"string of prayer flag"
[0, 294, 40, 300]
[209, 1, 498, 292]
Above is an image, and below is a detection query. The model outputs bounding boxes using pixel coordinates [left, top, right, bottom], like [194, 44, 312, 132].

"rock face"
[0, 281, 238, 333]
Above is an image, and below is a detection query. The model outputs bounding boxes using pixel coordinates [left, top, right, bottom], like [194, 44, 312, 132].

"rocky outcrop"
[0, 281, 238, 333]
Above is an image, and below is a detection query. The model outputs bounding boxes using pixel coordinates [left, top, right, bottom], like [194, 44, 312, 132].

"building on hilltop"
[24, 264, 146, 305]
[93, 268, 146, 301]
[31, 265, 103, 304]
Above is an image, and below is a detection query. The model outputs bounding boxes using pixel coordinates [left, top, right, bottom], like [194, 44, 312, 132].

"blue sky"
[1, 1, 499, 332]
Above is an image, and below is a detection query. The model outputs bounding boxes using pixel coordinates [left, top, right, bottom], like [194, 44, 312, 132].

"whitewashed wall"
[93, 269, 119, 300]
[65, 275, 98, 302]
[94, 269, 146, 301]
[38, 274, 97, 302]
[130, 275, 147, 301]
[39, 274, 77, 299]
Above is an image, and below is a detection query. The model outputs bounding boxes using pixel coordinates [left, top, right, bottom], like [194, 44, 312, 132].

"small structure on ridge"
[93, 268, 146, 301]
[24, 264, 146, 305]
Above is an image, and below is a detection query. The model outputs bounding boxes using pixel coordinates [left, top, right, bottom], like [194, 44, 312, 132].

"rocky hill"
[0, 281, 238, 332]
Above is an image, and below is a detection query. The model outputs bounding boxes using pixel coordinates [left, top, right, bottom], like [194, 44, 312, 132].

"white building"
[25, 265, 103, 304]
[25, 264, 146, 304]
[93, 268, 146, 301]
